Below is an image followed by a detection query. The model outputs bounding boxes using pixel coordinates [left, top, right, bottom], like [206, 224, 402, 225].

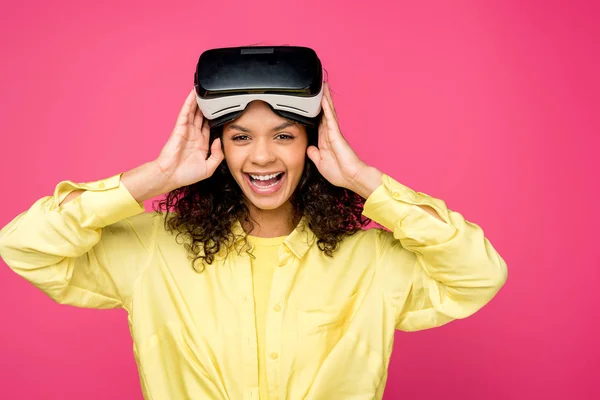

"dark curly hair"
[152, 115, 370, 272]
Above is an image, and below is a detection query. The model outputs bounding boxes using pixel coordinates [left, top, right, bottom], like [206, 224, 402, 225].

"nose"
[249, 137, 276, 165]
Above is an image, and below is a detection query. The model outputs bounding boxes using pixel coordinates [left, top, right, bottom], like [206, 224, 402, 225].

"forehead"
[223, 101, 302, 131]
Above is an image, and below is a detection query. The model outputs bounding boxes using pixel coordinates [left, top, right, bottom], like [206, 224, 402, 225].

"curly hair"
[152, 117, 370, 272]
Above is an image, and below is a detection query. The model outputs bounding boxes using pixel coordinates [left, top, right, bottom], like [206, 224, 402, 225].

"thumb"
[206, 138, 224, 172]
[306, 146, 320, 167]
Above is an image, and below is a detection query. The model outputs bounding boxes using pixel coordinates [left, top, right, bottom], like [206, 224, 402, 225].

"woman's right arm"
[59, 161, 171, 207]
[0, 170, 158, 310]
[0, 88, 224, 310]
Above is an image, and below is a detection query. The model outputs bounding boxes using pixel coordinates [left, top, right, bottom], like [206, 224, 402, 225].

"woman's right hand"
[154, 88, 224, 190]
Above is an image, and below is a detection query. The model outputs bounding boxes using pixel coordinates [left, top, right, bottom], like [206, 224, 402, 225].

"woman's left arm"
[360, 172, 508, 331]
[308, 82, 508, 331]
[306, 81, 456, 224]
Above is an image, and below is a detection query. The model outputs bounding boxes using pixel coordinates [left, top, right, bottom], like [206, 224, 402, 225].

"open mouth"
[245, 172, 285, 189]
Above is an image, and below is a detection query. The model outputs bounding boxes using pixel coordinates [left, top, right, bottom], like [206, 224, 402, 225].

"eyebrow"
[226, 124, 251, 133]
[271, 121, 296, 131]
[226, 121, 297, 133]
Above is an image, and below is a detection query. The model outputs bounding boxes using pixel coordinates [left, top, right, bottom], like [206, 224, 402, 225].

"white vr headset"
[194, 46, 324, 128]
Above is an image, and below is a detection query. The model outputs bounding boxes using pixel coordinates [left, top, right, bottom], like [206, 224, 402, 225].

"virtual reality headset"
[194, 46, 324, 128]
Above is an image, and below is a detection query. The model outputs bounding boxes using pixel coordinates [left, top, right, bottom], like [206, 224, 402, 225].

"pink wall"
[0, 0, 598, 398]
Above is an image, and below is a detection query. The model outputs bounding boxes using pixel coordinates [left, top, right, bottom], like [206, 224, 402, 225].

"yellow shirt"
[246, 235, 286, 400]
[0, 173, 507, 400]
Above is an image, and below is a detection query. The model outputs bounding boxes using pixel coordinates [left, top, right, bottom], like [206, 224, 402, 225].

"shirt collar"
[284, 216, 316, 259]
[231, 216, 316, 260]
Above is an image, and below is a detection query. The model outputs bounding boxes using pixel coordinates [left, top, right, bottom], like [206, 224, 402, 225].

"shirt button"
[270, 352, 279, 360]
[273, 304, 281, 312]
[98, 182, 105, 189]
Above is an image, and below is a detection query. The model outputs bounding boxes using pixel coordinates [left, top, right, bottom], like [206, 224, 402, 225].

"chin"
[245, 194, 290, 212]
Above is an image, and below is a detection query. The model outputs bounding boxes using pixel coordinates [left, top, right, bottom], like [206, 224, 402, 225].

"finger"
[320, 93, 342, 142]
[317, 116, 328, 149]
[175, 88, 197, 127]
[193, 106, 205, 138]
[321, 89, 337, 123]
[187, 90, 199, 125]
[201, 118, 211, 141]
[323, 82, 339, 120]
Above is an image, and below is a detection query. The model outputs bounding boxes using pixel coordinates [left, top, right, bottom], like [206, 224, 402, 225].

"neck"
[243, 201, 299, 238]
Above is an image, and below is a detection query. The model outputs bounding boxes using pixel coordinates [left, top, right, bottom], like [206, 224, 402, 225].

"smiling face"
[221, 101, 309, 216]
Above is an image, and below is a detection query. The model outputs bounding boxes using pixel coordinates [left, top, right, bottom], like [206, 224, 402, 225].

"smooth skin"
[60, 82, 443, 233]
[220, 101, 309, 237]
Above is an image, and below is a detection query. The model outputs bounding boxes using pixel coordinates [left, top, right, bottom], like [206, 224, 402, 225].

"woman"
[0, 81, 507, 399]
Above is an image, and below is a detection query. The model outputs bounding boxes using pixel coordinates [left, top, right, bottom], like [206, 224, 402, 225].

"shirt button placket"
[238, 257, 258, 399]
[278, 246, 291, 267]
[267, 246, 292, 400]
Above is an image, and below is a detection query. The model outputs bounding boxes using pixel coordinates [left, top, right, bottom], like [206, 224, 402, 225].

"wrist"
[121, 161, 174, 203]
[347, 164, 383, 199]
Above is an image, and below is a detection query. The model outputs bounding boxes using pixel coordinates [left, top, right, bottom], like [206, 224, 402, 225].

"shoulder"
[103, 211, 162, 244]
[334, 224, 411, 262]
[337, 225, 397, 252]
[113, 210, 161, 229]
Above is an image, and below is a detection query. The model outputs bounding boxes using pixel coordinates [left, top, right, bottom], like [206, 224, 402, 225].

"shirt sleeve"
[0, 172, 156, 310]
[362, 174, 508, 332]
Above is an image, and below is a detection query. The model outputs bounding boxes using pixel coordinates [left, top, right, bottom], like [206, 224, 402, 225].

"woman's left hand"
[307, 82, 383, 198]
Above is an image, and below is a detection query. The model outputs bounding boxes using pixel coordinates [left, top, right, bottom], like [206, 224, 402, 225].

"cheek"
[222, 147, 244, 172]
[287, 149, 307, 176]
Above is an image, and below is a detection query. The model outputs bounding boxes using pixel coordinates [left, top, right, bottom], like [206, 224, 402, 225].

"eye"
[276, 133, 295, 140]
[232, 135, 250, 141]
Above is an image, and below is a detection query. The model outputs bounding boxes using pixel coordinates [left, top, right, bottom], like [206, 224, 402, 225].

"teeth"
[249, 172, 282, 181]
[250, 179, 280, 189]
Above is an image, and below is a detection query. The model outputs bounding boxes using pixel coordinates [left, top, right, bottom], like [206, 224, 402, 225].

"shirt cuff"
[53, 172, 146, 226]
[362, 174, 456, 246]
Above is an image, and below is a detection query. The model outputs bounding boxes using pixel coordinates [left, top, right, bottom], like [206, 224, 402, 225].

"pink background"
[0, 0, 598, 399]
